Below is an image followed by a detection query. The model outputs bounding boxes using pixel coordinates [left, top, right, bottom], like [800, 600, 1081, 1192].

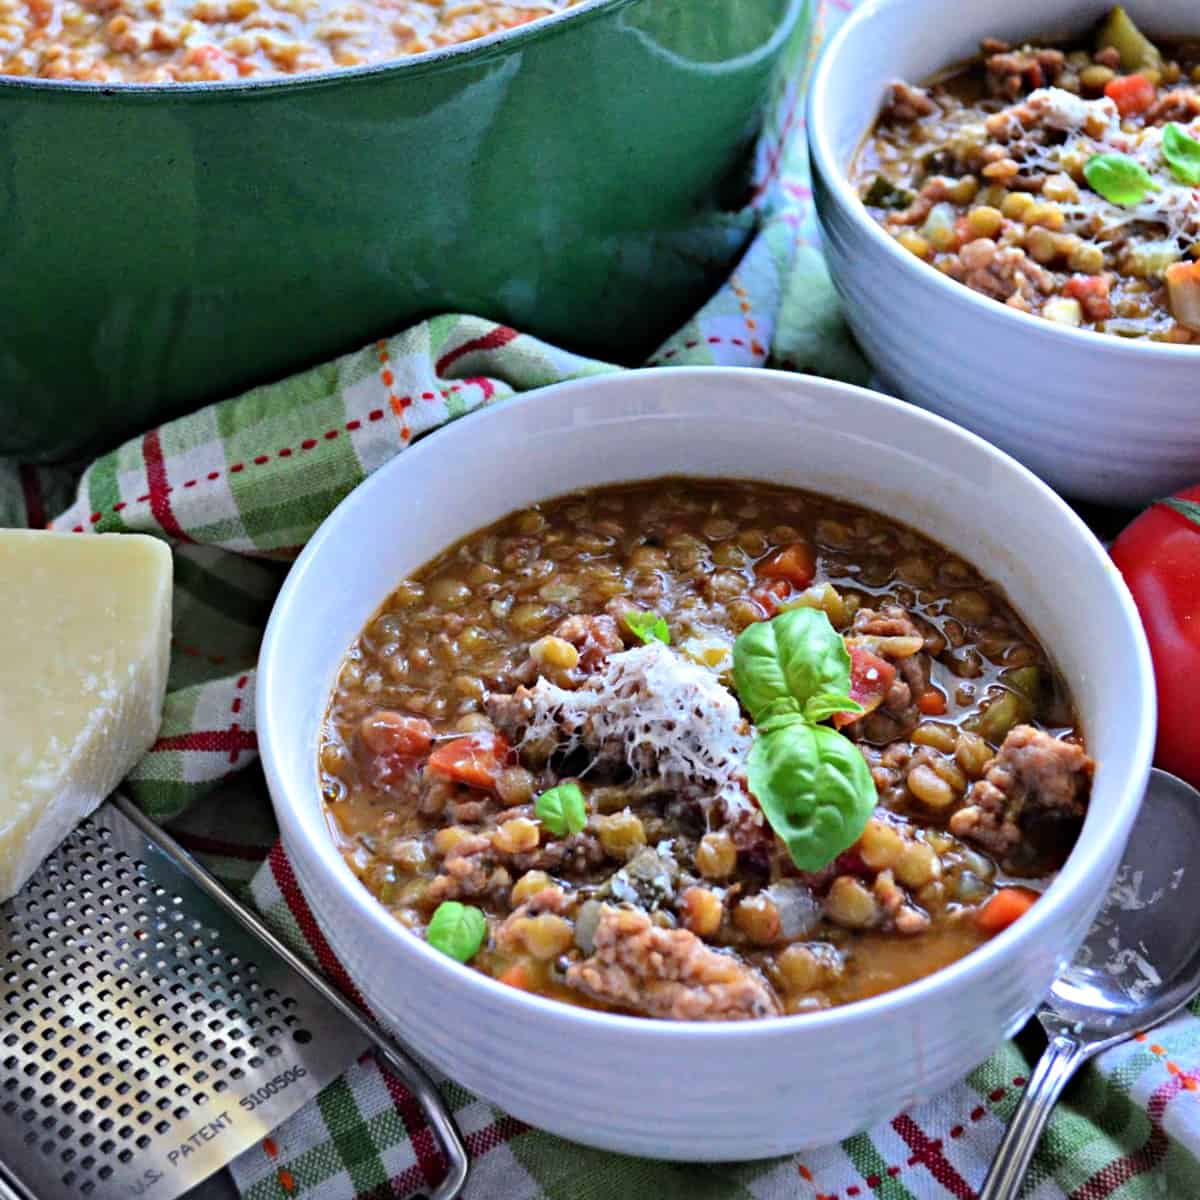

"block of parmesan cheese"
[0, 531, 172, 900]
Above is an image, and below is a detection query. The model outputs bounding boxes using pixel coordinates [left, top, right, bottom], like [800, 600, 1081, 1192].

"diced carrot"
[1104, 73, 1156, 117]
[756, 541, 817, 589]
[1166, 259, 1200, 331]
[833, 644, 896, 729]
[917, 689, 948, 717]
[497, 963, 531, 990]
[426, 732, 511, 790]
[360, 711, 435, 757]
[976, 886, 1040, 934]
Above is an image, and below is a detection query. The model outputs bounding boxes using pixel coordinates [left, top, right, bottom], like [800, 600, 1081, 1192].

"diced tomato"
[831, 849, 871, 879]
[1062, 274, 1113, 321]
[756, 541, 816, 589]
[975, 886, 1039, 934]
[749, 579, 791, 619]
[917, 689, 948, 717]
[1104, 73, 1156, 117]
[181, 43, 240, 79]
[426, 732, 511, 790]
[360, 711, 434, 757]
[832, 644, 896, 729]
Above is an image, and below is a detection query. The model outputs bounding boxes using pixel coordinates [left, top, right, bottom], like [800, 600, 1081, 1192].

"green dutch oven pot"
[0, 0, 812, 461]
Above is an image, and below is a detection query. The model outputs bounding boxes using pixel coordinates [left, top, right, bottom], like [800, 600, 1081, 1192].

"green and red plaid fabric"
[4, 3, 1199, 1196]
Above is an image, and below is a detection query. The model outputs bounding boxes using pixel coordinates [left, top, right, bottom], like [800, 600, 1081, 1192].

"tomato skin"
[426, 732, 512, 790]
[832, 644, 896, 730]
[1110, 485, 1200, 789]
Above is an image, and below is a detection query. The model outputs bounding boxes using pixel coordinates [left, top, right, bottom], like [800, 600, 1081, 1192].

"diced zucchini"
[920, 201, 959, 251]
[1096, 6, 1163, 73]
[864, 174, 915, 210]
[1122, 239, 1182, 280]
[1003, 665, 1043, 705]
[780, 581, 850, 628]
[967, 688, 1034, 746]
[1043, 297, 1084, 326]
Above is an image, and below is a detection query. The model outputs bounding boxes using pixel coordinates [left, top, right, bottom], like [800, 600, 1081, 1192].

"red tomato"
[426, 732, 511, 790]
[749, 579, 791, 619]
[833, 644, 896, 729]
[1110, 487, 1200, 788]
[1062, 275, 1113, 321]
[360, 711, 434, 757]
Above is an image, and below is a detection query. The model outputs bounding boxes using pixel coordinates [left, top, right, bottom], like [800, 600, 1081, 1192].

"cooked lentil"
[0, 0, 576, 81]
[321, 478, 1093, 1021]
[852, 8, 1200, 341]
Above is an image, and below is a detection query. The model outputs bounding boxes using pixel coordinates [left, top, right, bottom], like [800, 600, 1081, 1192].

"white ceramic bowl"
[809, 0, 1200, 507]
[258, 367, 1154, 1159]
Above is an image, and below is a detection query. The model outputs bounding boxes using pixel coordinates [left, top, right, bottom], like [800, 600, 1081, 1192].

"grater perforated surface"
[0, 803, 368, 1200]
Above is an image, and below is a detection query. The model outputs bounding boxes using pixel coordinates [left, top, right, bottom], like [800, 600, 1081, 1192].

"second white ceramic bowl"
[258, 367, 1154, 1159]
[809, 0, 1200, 507]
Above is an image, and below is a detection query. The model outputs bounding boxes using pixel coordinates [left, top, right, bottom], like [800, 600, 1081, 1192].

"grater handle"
[113, 797, 470, 1200]
[0, 1160, 39, 1200]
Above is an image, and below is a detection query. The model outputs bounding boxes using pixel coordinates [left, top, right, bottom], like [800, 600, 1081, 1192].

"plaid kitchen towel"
[4, 1, 1199, 1196]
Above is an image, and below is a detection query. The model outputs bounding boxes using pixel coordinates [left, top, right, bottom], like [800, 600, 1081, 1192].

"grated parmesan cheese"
[518, 642, 754, 816]
[998, 88, 1200, 257]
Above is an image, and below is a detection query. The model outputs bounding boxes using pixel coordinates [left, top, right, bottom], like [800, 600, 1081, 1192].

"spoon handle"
[977, 1033, 1090, 1200]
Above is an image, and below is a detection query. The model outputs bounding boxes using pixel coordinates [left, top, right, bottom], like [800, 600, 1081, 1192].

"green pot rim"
[0, 0, 637, 98]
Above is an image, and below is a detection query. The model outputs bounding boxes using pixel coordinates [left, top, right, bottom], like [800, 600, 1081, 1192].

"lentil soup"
[0, 0, 577, 81]
[320, 478, 1093, 1021]
[852, 6, 1200, 341]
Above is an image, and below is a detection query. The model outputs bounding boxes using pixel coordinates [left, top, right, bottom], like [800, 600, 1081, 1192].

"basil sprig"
[732, 608, 873, 872]
[535, 781, 588, 836]
[1083, 152, 1160, 206]
[625, 610, 670, 645]
[733, 607, 857, 725]
[426, 901, 486, 962]
[1162, 123, 1200, 186]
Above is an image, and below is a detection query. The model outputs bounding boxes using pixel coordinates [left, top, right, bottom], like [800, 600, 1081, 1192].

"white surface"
[0, 530, 172, 899]
[807, 0, 1200, 506]
[258, 368, 1155, 1160]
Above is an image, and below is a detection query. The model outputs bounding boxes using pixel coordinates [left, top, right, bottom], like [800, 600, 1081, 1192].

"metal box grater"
[0, 799, 467, 1200]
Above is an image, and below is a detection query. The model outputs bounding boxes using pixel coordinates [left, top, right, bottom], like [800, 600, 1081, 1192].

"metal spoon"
[980, 768, 1200, 1200]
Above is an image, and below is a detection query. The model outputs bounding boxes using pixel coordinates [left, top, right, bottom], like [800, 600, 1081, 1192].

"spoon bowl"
[1050, 768, 1200, 1038]
[981, 768, 1200, 1200]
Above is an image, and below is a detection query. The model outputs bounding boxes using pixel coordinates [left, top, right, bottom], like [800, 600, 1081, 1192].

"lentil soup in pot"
[0, 0, 578, 81]
[851, 6, 1200, 341]
[320, 478, 1094, 1021]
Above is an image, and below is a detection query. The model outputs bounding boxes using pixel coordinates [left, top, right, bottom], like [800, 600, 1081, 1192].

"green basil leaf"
[732, 608, 853, 725]
[803, 691, 864, 724]
[1162, 124, 1200, 185]
[746, 722, 875, 872]
[426, 901, 486, 962]
[1083, 153, 1160, 206]
[624, 610, 670, 645]
[535, 781, 588, 836]
[1158, 496, 1200, 528]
